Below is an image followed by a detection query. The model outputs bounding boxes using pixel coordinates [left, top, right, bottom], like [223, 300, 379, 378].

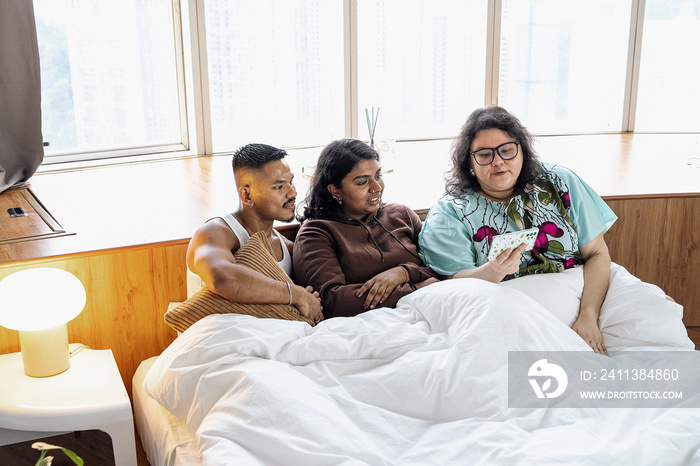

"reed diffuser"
[364, 106, 380, 148]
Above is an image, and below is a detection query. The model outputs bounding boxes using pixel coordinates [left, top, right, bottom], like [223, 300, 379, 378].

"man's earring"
[246, 200, 254, 207]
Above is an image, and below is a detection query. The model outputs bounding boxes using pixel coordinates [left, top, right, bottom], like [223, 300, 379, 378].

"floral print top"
[418, 164, 617, 280]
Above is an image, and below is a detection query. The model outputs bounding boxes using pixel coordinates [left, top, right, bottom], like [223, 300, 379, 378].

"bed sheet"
[132, 357, 200, 466]
[144, 263, 698, 465]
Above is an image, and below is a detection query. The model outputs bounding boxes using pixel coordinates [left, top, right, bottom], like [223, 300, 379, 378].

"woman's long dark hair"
[299, 138, 379, 222]
[446, 106, 543, 197]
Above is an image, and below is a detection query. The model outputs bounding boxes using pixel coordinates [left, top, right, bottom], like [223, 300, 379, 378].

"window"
[499, 0, 632, 134]
[357, 0, 487, 140]
[634, 0, 700, 132]
[204, 0, 345, 152]
[29, 1, 700, 166]
[33, 0, 183, 162]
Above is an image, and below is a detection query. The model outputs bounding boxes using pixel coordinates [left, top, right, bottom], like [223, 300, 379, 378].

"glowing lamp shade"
[0, 268, 86, 377]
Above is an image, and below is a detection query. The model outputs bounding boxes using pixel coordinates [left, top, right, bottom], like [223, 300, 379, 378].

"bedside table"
[0, 345, 137, 466]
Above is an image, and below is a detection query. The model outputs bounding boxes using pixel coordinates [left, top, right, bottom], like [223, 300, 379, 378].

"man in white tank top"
[186, 144, 323, 324]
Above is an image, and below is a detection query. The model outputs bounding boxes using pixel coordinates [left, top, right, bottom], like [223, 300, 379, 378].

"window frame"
[37, 0, 195, 167]
[37, 0, 694, 169]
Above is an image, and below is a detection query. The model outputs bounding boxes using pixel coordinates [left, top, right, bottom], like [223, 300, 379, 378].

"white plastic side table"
[0, 345, 137, 466]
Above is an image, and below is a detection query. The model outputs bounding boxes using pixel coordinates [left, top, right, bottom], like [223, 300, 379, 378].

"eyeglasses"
[470, 141, 520, 166]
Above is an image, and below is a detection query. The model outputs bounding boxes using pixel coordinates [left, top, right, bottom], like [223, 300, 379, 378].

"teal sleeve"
[551, 165, 618, 246]
[418, 197, 477, 276]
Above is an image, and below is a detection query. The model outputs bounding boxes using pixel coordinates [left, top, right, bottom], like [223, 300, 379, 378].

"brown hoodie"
[293, 203, 437, 318]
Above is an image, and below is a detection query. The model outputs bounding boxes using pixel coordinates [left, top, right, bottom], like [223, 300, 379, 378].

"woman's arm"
[418, 197, 486, 278]
[293, 224, 416, 318]
[356, 206, 440, 307]
[355, 265, 418, 310]
[451, 243, 527, 282]
[572, 232, 611, 354]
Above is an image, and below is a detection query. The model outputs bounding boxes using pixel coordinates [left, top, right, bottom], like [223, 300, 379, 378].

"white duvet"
[146, 264, 699, 465]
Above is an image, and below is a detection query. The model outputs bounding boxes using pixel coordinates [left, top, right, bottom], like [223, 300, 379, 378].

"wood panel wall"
[604, 195, 699, 326]
[0, 242, 187, 399]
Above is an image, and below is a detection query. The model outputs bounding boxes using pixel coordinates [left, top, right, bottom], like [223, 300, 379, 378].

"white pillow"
[599, 263, 694, 352]
[499, 263, 694, 352]
[499, 266, 583, 327]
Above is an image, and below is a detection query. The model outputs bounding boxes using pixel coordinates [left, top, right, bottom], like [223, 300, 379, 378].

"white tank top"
[219, 213, 293, 276]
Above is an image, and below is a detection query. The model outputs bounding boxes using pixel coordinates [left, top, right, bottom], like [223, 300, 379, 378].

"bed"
[132, 263, 699, 465]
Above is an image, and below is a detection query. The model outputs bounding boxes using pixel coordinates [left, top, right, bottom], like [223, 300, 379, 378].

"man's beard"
[282, 199, 296, 222]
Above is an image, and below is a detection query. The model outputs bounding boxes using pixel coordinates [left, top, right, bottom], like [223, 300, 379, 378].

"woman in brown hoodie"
[293, 138, 439, 318]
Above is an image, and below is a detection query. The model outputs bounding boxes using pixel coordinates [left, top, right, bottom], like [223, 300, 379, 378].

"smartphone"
[487, 227, 539, 261]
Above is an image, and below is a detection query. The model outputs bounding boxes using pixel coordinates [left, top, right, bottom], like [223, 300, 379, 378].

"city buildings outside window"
[32, 0, 700, 164]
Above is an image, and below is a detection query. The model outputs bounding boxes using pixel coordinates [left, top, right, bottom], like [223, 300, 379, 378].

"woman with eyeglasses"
[418, 106, 617, 354]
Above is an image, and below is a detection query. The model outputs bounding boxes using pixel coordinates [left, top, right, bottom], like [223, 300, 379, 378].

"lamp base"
[18, 324, 70, 377]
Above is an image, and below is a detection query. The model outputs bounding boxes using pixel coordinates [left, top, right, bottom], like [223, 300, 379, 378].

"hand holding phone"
[487, 227, 539, 261]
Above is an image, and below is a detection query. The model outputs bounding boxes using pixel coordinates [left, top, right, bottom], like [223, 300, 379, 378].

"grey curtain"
[0, 0, 44, 194]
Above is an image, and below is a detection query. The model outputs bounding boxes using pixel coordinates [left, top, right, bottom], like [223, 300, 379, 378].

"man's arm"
[186, 220, 322, 320]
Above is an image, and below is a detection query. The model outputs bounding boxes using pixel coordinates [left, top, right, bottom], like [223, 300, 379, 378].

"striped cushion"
[164, 231, 313, 333]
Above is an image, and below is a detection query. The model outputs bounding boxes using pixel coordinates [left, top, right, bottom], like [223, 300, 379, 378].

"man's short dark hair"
[232, 143, 288, 173]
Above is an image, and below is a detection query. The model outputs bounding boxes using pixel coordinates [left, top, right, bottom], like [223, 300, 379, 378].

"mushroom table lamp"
[0, 268, 86, 377]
